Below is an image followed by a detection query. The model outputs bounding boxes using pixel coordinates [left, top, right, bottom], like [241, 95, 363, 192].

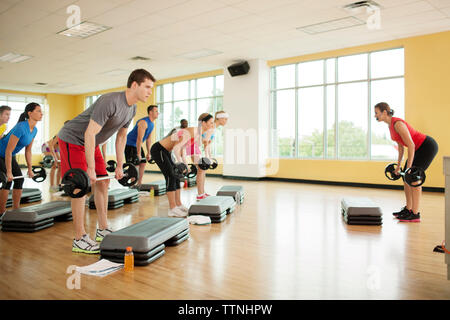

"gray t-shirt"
[58, 92, 136, 146]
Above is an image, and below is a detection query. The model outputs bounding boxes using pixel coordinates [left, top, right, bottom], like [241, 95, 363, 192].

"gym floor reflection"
[0, 173, 448, 299]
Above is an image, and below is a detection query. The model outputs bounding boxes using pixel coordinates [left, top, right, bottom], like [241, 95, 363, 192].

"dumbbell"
[106, 160, 117, 173]
[197, 157, 218, 170]
[129, 155, 156, 166]
[61, 163, 138, 198]
[0, 166, 47, 189]
[384, 163, 426, 187]
[42, 155, 55, 168]
[173, 163, 197, 179]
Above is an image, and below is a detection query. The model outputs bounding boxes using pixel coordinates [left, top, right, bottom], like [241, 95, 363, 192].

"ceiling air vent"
[130, 56, 151, 61]
[343, 1, 380, 11]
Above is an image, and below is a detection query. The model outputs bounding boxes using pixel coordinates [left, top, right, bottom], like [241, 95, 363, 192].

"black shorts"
[125, 145, 146, 164]
[150, 142, 180, 192]
[0, 156, 24, 190]
[405, 136, 438, 171]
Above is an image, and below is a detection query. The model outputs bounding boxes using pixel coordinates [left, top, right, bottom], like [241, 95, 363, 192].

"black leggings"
[405, 136, 438, 171]
[0, 156, 24, 190]
[150, 142, 180, 192]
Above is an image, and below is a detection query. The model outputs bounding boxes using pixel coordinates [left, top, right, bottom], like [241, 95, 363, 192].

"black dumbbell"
[42, 155, 54, 168]
[384, 163, 426, 187]
[209, 158, 218, 170]
[106, 160, 117, 173]
[198, 158, 212, 170]
[0, 166, 47, 188]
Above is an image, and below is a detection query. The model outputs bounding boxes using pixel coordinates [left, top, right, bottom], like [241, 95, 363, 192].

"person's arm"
[115, 127, 128, 178]
[5, 135, 19, 181]
[84, 120, 102, 183]
[135, 120, 147, 161]
[101, 143, 107, 159]
[145, 129, 154, 161]
[49, 138, 59, 167]
[395, 121, 415, 170]
[24, 138, 34, 177]
[172, 131, 191, 166]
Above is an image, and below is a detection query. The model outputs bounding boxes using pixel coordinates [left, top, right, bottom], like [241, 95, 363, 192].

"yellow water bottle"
[124, 246, 134, 271]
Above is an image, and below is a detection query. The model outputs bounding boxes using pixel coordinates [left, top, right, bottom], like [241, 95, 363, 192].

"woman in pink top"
[374, 102, 438, 222]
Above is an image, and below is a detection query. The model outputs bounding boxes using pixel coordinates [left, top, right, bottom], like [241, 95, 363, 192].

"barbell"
[0, 166, 47, 189]
[384, 163, 426, 187]
[61, 163, 138, 198]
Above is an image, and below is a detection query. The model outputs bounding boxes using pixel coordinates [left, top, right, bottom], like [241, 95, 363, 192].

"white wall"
[222, 59, 271, 178]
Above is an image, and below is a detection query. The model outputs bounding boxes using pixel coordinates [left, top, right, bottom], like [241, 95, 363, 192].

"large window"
[156, 75, 224, 156]
[85, 94, 133, 155]
[270, 48, 404, 160]
[0, 94, 46, 155]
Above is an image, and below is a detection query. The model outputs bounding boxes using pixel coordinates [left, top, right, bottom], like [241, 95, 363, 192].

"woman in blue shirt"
[0, 102, 42, 217]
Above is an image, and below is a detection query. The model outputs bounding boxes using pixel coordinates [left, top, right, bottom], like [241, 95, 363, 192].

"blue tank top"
[126, 117, 154, 147]
[0, 121, 37, 157]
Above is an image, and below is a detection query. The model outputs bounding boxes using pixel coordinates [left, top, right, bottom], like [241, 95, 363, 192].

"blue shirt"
[126, 117, 154, 147]
[0, 121, 37, 157]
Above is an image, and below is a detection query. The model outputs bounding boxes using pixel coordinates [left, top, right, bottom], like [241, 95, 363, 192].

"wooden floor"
[0, 172, 448, 300]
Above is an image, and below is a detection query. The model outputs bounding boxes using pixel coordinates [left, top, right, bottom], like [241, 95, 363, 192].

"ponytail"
[374, 102, 394, 116]
[17, 102, 40, 125]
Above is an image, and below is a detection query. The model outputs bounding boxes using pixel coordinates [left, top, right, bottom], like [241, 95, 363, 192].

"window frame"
[270, 47, 405, 161]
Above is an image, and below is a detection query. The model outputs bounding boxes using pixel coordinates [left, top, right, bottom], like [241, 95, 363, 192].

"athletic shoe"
[177, 205, 189, 213]
[168, 207, 188, 218]
[95, 228, 113, 242]
[72, 234, 100, 254]
[196, 194, 209, 200]
[393, 206, 409, 217]
[398, 211, 421, 223]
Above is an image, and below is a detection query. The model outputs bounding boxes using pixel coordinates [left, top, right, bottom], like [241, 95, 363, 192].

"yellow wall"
[266, 30, 450, 188]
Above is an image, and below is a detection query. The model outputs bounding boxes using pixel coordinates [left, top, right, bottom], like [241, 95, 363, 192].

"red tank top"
[389, 117, 426, 150]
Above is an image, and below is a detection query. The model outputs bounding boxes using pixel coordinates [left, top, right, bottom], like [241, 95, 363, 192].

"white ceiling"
[0, 0, 449, 94]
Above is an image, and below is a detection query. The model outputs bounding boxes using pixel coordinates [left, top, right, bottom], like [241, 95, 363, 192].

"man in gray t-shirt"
[57, 69, 156, 254]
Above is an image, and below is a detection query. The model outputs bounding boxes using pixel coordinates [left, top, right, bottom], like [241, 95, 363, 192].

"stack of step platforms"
[341, 197, 383, 225]
[216, 185, 244, 204]
[1, 201, 72, 232]
[100, 217, 189, 266]
[88, 188, 139, 210]
[137, 180, 166, 196]
[188, 196, 236, 223]
[6, 188, 42, 208]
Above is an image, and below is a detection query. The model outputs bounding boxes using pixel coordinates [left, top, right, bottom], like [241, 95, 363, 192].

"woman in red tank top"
[374, 102, 438, 223]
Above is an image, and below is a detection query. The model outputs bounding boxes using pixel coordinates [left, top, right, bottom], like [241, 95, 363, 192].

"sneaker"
[72, 234, 100, 254]
[168, 207, 188, 218]
[393, 206, 409, 217]
[177, 205, 189, 213]
[196, 194, 208, 200]
[399, 211, 421, 223]
[49, 186, 60, 192]
[95, 228, 113, 242]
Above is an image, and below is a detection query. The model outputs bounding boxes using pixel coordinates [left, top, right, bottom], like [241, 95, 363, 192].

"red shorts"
[58, 138, 107, 179]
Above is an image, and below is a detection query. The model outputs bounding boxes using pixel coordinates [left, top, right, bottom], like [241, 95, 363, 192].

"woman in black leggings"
[150, 127, 194, 217]
[374, 102, 438, 222]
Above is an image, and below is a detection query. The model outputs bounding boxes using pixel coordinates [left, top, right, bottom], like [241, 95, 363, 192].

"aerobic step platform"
[341, 197, 382, 226]
[88, 188, 139, 210]
[1, 201, 72, 232]
[100, 217, 189, 266]
[216, 185, 244, 204]
[188, 196, 236, 223]
[137, 180, 166, 195]
[6, 188, 42, 208]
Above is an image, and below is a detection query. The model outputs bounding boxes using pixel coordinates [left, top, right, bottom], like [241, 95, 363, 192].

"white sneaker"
[168, 207, 188, 218]
[95, 228, 113, 242]
[177, 205, 189, 213]
[72, 234, 100, 254]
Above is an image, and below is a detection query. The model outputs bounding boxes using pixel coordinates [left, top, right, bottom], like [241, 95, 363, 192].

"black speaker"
[227, 61, 250, 77]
